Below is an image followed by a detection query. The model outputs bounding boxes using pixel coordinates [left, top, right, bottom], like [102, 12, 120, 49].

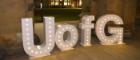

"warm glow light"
[55, 2, 59, 5]
[79, 0, 82, 6]
[95, 14, 124, 45]
[64, 2, 67, 6]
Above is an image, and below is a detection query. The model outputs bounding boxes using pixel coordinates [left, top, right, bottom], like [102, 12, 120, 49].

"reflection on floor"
[5, 25, 140, 60]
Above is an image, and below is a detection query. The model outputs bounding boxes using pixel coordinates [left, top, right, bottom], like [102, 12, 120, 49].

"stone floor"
[4, 23, 140, 60]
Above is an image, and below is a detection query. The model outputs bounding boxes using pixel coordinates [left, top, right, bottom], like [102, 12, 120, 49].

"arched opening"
[34, 0, 82, 22]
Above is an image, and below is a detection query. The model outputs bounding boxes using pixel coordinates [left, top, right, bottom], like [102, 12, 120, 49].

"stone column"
[95, 0, 123, 18]
[123, 0, 137, 33]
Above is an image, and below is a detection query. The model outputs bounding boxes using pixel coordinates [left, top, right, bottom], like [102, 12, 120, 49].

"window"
[49, 0, 82, 8]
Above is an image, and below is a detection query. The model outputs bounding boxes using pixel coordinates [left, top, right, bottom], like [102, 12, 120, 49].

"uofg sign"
[21, 14, 124, 57]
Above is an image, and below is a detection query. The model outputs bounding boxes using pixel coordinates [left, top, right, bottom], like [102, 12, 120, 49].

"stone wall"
[0, 0, 33, 34]
[0, 0, 33, 57]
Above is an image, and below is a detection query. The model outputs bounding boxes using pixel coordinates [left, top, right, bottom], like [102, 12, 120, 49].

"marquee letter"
[79, 15, 94, 46]
[96, 14, 124, 45]
[21, 17, 55, 57]
[55, 24, 78, 51]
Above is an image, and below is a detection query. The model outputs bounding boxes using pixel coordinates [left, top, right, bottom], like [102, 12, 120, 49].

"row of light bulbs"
[21, 14, 124, 57]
